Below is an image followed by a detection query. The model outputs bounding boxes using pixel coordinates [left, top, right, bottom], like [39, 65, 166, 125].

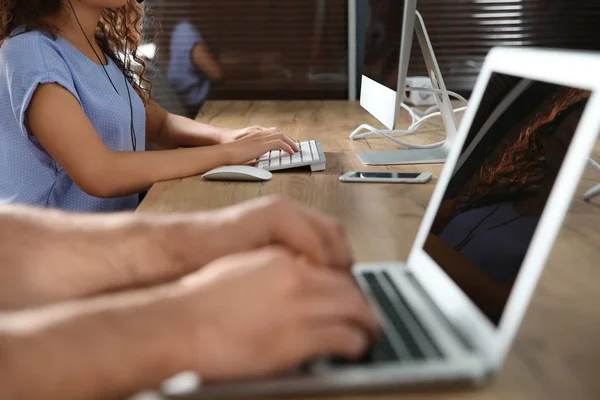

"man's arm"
[0, 283, 193, 400]
[0, 206, 196, 309]
[0, 246, 377, 400]
[0, 197, 353, 310]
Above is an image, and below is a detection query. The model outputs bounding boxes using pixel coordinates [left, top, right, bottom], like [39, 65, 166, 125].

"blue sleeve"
[188, 23, 204, 44]
[4, 34, 81, 138]
[174, 21, 204, 48]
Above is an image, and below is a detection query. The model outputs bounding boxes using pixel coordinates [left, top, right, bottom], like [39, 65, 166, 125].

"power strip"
[404, 76, 437, 106]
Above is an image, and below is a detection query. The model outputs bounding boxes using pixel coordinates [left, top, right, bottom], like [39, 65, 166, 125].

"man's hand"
[167, 196, 355, 276]
[218, 196, 354, 270]
[0, 246, 379, 400]
[175, 246, 380, 382]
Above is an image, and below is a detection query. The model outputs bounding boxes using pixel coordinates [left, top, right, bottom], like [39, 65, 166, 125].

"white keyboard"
[256, 140, 326, 172]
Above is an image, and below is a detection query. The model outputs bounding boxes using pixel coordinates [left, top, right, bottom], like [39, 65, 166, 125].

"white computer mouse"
[201, 165, 273, 182]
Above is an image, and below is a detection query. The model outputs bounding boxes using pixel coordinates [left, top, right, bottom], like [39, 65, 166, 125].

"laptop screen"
[424, 73, 590, 325]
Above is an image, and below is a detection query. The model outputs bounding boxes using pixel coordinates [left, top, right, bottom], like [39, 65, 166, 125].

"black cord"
[123, 5, 137, 151]
[454, 202, 525, 252]
[67, 0, 119, 95]
[455, 203, 502, 251]
[67, 0, 137, 151]
[485, 215, 522, 232]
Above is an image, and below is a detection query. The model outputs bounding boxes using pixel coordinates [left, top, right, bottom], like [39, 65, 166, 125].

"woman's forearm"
[146, 101, 229, 149]
[91, 145, 232, 198]
[160, 112, 228, 148]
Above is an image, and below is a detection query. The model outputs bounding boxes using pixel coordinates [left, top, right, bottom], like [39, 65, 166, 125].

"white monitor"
[354, 2, 460, 166]
[358, 0, 417, 129]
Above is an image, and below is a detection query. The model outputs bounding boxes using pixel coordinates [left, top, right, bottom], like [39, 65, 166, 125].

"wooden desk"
[139, 101, 600, 400]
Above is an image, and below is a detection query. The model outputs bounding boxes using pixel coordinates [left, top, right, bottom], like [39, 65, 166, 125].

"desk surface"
[139, 100, 600, 400]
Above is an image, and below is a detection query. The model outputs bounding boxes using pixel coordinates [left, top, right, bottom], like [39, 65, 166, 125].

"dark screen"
[352, 172, 421, 179]
[362, 0, 405, 91]
[424, 73, 590, 325]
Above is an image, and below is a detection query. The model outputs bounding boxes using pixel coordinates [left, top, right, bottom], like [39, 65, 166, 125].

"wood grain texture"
[139, 101, 600, 400]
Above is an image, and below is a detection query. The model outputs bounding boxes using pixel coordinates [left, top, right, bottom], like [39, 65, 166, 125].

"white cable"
[405, 87, 469, 105]
[409, 106, 468, 131]
[584, 183, 600, 202]
[412, 104, 441, 117]
[585, 159, 600, 201]
[349, 88, 468, 149]
[584, 185, 600, 201]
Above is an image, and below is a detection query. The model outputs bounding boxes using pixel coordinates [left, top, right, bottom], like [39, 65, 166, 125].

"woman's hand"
[220, 126, 295, 145]
[221, 127, 299, 165]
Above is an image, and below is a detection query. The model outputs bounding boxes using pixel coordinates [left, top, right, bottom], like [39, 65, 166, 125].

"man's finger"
[293, 204, 354, 270]
[296, 324, 371, 362]
[296, 265, 381, 337]
[267, 203, 330, 267]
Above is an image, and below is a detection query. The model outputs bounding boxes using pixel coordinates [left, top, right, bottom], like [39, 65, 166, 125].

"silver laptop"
[161, 47, 600, 398]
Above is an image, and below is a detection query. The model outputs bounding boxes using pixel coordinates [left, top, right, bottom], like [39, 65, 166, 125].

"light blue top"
[439, 202, 538, 282]
[0, 30, 146, 212]
[167, 21, 210, 108]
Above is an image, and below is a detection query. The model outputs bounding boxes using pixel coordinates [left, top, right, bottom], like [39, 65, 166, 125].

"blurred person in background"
[167, 18, 223, 117]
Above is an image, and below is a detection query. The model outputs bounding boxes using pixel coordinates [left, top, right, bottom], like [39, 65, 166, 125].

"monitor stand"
[359, 143, 450, 165]
[358, 11, 459, 166]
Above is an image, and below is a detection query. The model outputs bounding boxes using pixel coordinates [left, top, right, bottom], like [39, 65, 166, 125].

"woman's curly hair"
[460, 87, 589, 211]
[0, 0, 151, 103]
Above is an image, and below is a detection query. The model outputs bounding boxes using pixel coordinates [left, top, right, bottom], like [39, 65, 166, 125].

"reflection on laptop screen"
[362, 0, 405, 90]
[424, 73, 590, 325]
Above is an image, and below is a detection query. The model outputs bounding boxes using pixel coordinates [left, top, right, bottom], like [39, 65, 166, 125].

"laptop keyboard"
[334, 271, 443, 366]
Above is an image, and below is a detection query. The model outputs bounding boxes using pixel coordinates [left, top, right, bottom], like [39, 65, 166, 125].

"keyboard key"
[332, 331, 398, 367]
[361, 272, 425, 360]
[291, 152, 302, 164]
[310, 141, 320, 161]
[281, 155, 291, 165]
[381, 272, 444, 358]
[259, 153, 270, 161]
[300, 142, 313, 162]
[270, 157, 280, 167]
[368, 332, 399, 362]
[257, 161, 269, 169]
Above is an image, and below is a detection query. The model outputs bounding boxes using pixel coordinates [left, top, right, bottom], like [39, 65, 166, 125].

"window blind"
[145, 0, 349, 102]
[144, 0, 600, 107]
[409, 0, 600, 93]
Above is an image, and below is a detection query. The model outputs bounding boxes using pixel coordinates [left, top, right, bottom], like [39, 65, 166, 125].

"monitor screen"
[423, 73, 590, 325]
[362, 0, 405, 91]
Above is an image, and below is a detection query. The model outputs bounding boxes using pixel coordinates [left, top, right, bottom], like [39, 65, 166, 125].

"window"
[145, 0, 348, 103]
[409, 0, 600, 93]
